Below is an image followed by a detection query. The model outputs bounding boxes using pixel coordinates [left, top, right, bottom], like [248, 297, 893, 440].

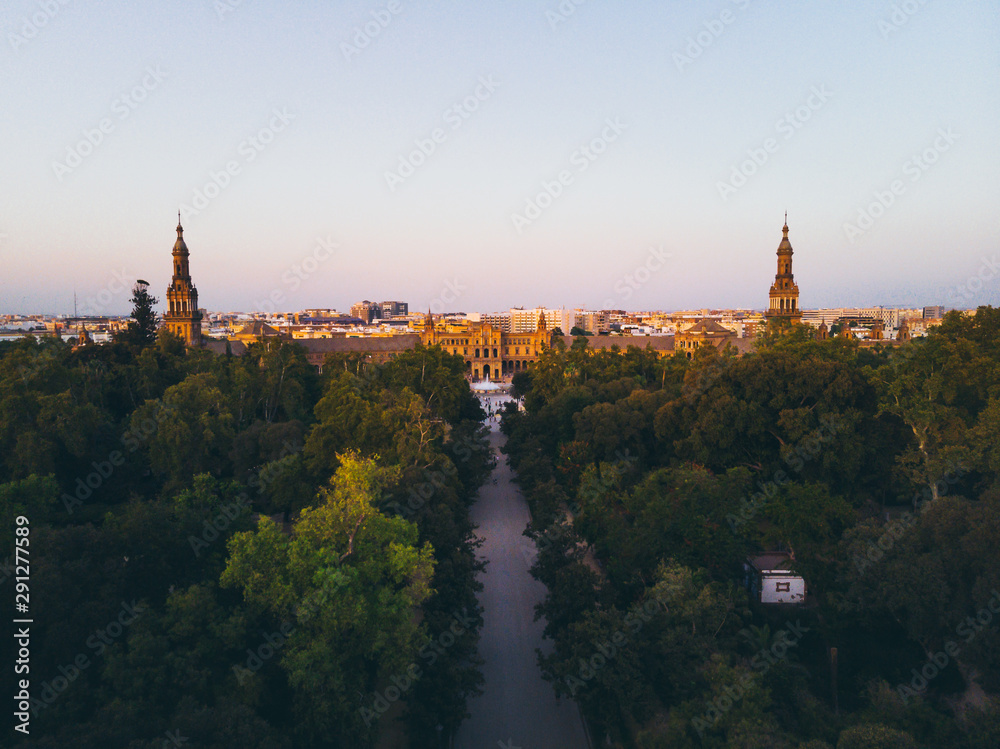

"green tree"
[836, 723, 916, 749]
[117, 280, 159, 347]
[221, 454, 435, 746]
[130, 372, 236, 488]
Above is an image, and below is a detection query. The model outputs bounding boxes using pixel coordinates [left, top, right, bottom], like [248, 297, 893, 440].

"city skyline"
[2, 1, 998, 315]
[7, 215, 985, 319]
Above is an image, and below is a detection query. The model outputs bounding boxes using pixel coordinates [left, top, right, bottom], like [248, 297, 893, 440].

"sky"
[1, 0, 998, 316]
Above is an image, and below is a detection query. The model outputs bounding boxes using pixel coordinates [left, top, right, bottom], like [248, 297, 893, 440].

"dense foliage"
[1, 330, 490, 748]
[502, 309, 1000, 748]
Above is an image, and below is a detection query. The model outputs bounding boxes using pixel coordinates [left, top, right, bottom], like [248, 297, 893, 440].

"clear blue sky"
[1, 0, 998, 315]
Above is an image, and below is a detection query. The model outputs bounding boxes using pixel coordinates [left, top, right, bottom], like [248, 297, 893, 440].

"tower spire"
[164, 217, 202, 346]
[766, 215, 800, 326]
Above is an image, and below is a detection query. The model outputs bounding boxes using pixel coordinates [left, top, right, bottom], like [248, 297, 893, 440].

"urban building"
[420, 311, 551, 379]
[675, 318, 740, 359]
[469, 311, 512, 332]
[380, 300, 408, 318]
[574, 309, 611, 334]
[745, 552, 806, 605]
[509, 307, 575, 333]
[765, 216, 801, 325]
[351, 301, 381, 324]
[162, 216, 202, 346]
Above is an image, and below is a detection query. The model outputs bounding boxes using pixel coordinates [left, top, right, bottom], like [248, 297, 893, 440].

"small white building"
[746, 552, 806, 604]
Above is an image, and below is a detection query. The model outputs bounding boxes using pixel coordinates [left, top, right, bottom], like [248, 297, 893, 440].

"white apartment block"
[468, 312, 512, 332]
[509, 307, 576, 333]
[801, 307, 922, 329]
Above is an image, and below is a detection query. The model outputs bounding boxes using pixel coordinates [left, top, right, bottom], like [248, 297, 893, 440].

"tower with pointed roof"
[163, 215, 202, 346]
[765, 214, 801, 325]
[897, 317, 911, 343]
[75, 324, 92, 347]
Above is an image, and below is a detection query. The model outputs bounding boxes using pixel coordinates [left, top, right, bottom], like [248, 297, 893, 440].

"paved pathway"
[455, 397, 589, 749]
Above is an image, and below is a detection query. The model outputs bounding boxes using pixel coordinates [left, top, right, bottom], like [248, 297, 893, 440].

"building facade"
[765, 216, 801, 325]
[471, 311, 512, 332]
[380, 300, 408, 318]
[162, 217, 202, 346]
[420, 312, 551, 379]
[575, 310, 611, 334]
[351, 301, 380, 323]
[509, 307, 575, 334]
[675, 318, 738, 358]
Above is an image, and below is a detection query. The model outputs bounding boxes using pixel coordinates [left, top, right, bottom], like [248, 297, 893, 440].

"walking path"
[454, 397, 589, 749]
